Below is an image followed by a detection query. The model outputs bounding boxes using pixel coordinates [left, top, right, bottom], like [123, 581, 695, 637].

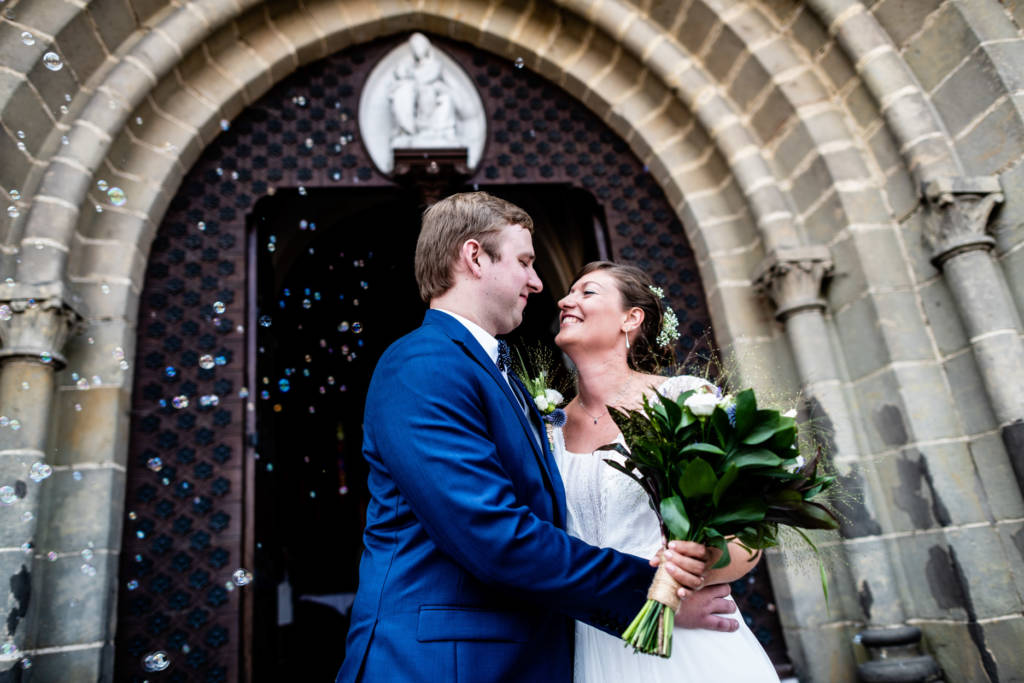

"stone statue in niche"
[359, 33, 486, 174]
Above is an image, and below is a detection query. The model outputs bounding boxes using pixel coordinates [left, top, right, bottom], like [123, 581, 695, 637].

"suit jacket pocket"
[416, 605, 533, 643]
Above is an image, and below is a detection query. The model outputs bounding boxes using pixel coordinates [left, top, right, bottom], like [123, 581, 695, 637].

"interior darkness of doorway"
[249, 184, 605, 679]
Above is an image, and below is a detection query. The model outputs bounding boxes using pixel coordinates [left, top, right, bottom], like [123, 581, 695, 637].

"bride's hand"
[649, 541, 708, 596]
[673, 583, 739, 632]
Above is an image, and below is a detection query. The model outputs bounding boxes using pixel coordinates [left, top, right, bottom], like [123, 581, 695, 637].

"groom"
[337, 192, 737, 682]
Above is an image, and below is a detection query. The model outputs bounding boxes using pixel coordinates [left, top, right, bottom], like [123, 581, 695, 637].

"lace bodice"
[551, 375, 714, 557]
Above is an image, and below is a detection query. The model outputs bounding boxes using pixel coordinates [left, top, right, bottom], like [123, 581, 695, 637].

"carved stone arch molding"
[9, 1, 1004, 681]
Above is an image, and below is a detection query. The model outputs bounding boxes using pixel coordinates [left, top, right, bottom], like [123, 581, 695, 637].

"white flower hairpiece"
[648, 285, 680, 348]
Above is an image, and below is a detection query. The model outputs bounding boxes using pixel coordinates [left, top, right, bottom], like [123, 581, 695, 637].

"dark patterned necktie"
[497, 339, 512, 374]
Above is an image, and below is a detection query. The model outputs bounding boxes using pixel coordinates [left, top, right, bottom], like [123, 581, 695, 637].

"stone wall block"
[60, 318, 135, 387]
[835, 188, 893, 228]
[12, 198, 77, 251]
[31, 549, 119, 648]
[75, 204, 153, 249]
[898, 211, 940, 284]
[955, 95, 1024, 176]
[922, 442, 992, 525]
[750, 86, 795, 146]
[301, 0, 358, 55]
[850, 367, 914, 453]
[25, 49, 81, 125]
[789, 155, 835, 217]
[945, 525, 1022, 618]
[941, 351, 998, 435]
[771, 119, 814, 179]
[211, 35, 276, 105]
[842, 83, 879, 132]
[834, 294, 890, 380]
[0, 363, 55, 450]
[20, 645, 107, 683]
[727, 54, 771, 114]
[894, 531, 967, 620]
[2, 78, 56, 161]
[874, 290, 937, 362]
[72, 280, 138, 324]
[0, 22, 49, 76]
[991, 159, 1024, 254]
[725, 334, 800, 397]
[995, 520, 1024, 596]
[646, 0, 685, 31]
[675, 0, 717, 56]
[704, 23, 746, 83]
[970, 433, 1024, 521]
[919, 620, 997, 683]
[49, 387, 130, 469]
[67, 233, 143, 285]
[0, 124, 32, 202]
[55, 7, 110, 84]
[0, 452, 45, 545]
[931, 52, 1007, 139]
[871, 0, 941, 49]
[234, 21, 300, 86]
[707, 284, 776, 344]
[267, 4, 328, 66]
[608, 78, 668, 144]
[892, 363, 963, 442]
[998, 240, 1024, 318]
[87, 0, 140, 54]
[477, 0, 533, 57]
[35, 467, 125, 556]
[903, 3, 977, 93]
[561, 31, 619, 109]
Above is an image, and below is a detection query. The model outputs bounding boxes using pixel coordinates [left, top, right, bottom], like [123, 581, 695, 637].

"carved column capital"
[0, 281, 86, 369]
[753, 245, 834, 322]
[922, 176, 1004, 267]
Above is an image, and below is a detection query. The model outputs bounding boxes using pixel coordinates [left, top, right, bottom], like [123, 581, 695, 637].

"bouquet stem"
[622, 563, 681, 657]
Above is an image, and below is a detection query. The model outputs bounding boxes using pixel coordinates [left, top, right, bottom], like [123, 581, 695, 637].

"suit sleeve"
[367, 342, 654, 633]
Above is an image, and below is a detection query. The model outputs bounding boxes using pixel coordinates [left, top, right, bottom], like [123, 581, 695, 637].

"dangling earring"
[624, 329, 630, 351]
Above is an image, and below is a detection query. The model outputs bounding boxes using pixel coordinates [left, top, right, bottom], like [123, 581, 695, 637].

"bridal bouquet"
[605, 385, 838, 657]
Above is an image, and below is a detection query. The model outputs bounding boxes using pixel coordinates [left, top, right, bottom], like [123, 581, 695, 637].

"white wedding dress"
[551, 376, 780, 683]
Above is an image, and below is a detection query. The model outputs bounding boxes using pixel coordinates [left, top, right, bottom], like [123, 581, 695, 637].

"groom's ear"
[459, 239, 484, 277]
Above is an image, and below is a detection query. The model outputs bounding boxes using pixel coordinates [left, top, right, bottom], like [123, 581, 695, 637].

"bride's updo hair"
[573, 261, 673, 373]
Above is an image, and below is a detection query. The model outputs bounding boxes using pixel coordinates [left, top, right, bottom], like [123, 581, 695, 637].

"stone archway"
[3, 2, 1024, 682]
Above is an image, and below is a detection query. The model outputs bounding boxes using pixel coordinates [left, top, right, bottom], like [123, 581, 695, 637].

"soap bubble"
[42, 52, 63, 71]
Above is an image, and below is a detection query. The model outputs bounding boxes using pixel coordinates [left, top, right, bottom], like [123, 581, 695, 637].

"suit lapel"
[424, 311, 564, 526]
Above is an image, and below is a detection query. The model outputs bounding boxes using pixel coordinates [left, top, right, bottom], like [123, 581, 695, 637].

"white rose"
[544, 388, 564, 406]
[684, 392, 718, 416]
[783, 408, 798, 418]
[533, 394, 549, 412]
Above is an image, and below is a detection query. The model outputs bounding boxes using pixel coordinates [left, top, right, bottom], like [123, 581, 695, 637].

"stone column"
[922, 177, 1024, 490]
[754, 247, 941, 682]
[0, 282, 83, 672]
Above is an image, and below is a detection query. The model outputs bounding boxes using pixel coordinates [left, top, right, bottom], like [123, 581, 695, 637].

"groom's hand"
[673, 584, 739, 632]
[649, 540, 708, 594]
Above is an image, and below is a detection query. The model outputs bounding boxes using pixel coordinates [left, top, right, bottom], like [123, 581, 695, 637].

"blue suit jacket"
[337, 310, 655, 682]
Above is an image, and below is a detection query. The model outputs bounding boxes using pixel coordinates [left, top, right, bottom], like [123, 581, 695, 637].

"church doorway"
[247, 184, 607, 680]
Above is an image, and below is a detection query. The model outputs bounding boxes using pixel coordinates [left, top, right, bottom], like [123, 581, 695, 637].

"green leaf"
[709, 500, 766, 526]
[706, 534, 732, 570]
[793, 501, 840, 530]
[712, 464, 738, 506]
[729, 449, 783, 469]
[656, 391, 684, 431]
[679, 458, 718, 498]
[741, 411, 780, 444]
[680, 443, 727, 458]
[733, 389, 756, 434]
[660, 496, 691, 540]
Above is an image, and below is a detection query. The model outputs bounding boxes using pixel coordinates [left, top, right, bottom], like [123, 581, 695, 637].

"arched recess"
[9, 0, 1010, 681]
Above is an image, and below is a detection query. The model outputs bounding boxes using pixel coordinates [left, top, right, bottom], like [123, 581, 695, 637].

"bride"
[551, 261, 780, 682]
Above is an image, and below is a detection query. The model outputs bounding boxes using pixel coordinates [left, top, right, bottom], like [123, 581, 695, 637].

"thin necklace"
[576, 374, 636, 425]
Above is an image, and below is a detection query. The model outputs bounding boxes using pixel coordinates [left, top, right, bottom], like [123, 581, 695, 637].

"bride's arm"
[703, 541, 761, 586]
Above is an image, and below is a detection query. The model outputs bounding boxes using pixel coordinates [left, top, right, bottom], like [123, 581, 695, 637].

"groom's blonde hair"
[415, 191, 534, 303]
